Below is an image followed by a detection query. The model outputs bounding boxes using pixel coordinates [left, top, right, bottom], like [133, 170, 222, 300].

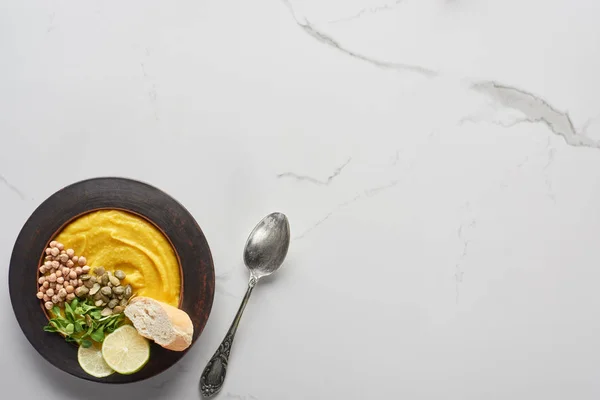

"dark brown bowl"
[8, 177, 215, 383]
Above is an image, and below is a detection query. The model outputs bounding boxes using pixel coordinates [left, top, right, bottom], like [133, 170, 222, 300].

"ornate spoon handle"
[200, 278, 257, 398]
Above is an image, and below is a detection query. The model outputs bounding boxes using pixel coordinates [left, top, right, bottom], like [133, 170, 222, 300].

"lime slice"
[78, 343, 114, 378]
[101, 325, 150, 374]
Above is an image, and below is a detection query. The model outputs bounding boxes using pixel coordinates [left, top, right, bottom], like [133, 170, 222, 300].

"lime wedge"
[101, 325, 150, 374]
[78, 343, 114, 378]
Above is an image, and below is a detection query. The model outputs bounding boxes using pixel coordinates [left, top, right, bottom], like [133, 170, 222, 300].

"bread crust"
[124, 297, 193, 351]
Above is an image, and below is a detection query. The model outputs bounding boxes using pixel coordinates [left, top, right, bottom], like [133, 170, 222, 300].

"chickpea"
[38, 286, 46, 294]
[50, 248, 59, 257]
[48, 273, 57, 283]
[55, 284, 63, 291]
[38, 277, 45, 285]
[46, 288, 54, 297]
[59, 254, 69, 263]
[66, 248, 75, 257]
[43, 294, 51, 302]
[58, 288, 67, 298]
[82, 266, 91, 274]
[66, 260, 74, 268]
[39, 266, 47, 274]
[44, 255, 53, 261]
[49, 282, 56, 289]
[75, 267, 83, 275]
[44, 260, 52, 268]
[56, 277, 64, 284]
[66, 293, 76, 302]
[51, 295, 59, 304]
[62, 267, 70, 276]
[65, 285, 74, 294]
[78, 257, 87, 266]
[69, 271, 77, 280]
[70, 279, 78, 286]
[49, 241, 58, 248]
[36, 292, 44, 299]
[42, 281, 49, 289]
[72, 256, 79, 263]
[57, 243, 64, 250]
[44, 302, 53, 310]
[77, 279, 83, 286]
[45, 248, 52, 255]
[51, 261, 60, 269]
[55, 270, 62, 277]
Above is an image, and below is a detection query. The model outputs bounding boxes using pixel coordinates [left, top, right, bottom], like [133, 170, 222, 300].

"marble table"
[2, 0, 600, 399]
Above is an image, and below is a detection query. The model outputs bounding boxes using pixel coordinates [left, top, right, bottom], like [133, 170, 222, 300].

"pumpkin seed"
[100, 286, 112, 296]
[101, 307, 113, 316]
[109, 276, 121, 286]
[94, 267, 105, 276]
[113, 286, 125, 295]
[89, 283, 101, 296]
[114, 270, 126, 280]
[108, 299, 119, 309]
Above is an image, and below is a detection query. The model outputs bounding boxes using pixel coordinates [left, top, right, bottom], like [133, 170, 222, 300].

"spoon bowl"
[244, 212, 290, 280]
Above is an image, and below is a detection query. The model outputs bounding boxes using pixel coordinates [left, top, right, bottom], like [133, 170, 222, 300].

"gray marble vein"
[328, 0, 405, 24]
[294, 194, 362, 240]
[225, 393, 259, 400]
[282, 1, 598, 152]
[277, 158, 351, 186]
[543, 138, 557, 202]
[281, 0, 438, 78]
[294, 178, 400, 240]
[0, 174, 25, 200]
[364, 180, 399, 197]
[470, 81, 600, 149]
[454, 210, 476, 303]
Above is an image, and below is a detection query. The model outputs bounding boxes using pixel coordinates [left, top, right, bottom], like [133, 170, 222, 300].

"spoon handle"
[200, 278, 257, 398]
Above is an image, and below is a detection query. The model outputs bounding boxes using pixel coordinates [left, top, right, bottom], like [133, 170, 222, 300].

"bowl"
[9, 177, 215, 383]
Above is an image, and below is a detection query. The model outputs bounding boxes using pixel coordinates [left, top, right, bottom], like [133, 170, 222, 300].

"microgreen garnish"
[43, 298, 125, 347]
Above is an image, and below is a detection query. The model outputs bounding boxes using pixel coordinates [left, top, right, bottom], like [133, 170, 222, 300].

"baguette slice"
[124, 297, 193, 351]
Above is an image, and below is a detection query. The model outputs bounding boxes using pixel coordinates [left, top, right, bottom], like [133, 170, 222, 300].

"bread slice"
[124, 297, 193, 351]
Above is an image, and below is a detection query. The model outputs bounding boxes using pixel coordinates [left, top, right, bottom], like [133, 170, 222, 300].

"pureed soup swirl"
[54, 209, 180, 307]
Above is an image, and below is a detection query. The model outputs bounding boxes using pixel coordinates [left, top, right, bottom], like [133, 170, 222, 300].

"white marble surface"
[2, 0, 600, 398]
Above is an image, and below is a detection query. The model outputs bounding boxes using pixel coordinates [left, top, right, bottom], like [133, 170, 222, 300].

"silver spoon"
[200, 212, 291, 398]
